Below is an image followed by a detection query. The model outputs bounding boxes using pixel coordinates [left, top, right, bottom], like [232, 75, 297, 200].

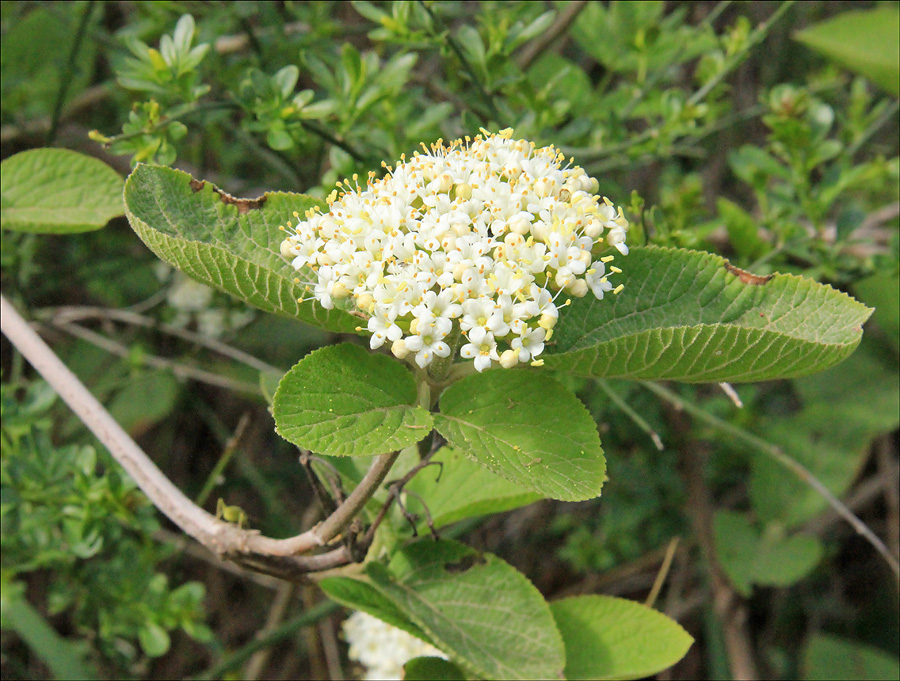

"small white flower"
[511, 325, 547, 362]
[405, 313, 452, 368]
[460, 327, 500, 372]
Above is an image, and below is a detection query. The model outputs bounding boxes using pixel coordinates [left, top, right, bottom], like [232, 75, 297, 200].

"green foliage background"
[1, 1, 897, 679]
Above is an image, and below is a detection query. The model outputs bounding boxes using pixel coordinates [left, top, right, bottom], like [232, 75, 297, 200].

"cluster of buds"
[281, 129, 628, 372]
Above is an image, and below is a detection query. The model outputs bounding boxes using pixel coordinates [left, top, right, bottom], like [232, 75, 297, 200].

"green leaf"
[123, 164, 360, 333]
[273, 343, 433, 456]
[107, 371, 180, 436]
[550, 595, 693, 680]
[1, 149, 124, 234]
[543, 246, 871, 382]
[434, 370, 605, 501]
[318, 576, 434, 644]
[714, 512, 823, 596]
[802, 634, 900, 681]
[2, 594, 98, 680]
[404, 656, 466, 680]
[717, 197, 767, 260]
[750, 340, 900, 526]
[138, 620, 171, 657]
[795, 8, 900, 96]
[405, 447, 541, 529]
[366, 540, 565, 680]
[854, 273, 900, 352]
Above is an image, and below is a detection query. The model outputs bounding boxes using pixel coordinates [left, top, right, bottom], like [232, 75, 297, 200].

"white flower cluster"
[281, 129, 628, 372]
[343, 611, 446, 681]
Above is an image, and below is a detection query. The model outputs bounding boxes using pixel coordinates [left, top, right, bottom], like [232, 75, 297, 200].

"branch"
[46, 320, 261, 394]
[1, 294, 399, 578]
[643, 381, 900, 581]
[40, 305, 283, 374]
[667, 405, 758, 680]
[516, 1, 589, 71]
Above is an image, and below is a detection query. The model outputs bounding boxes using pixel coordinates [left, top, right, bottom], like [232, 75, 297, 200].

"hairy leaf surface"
[366, 540, 565, 680]
[543, 246, 871, 382]
[273, 343, 432, 456]
[434, 370, 605, 501]
[124, 164, 359, 333]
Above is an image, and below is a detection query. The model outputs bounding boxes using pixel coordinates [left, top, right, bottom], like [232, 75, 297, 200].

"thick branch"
[1, 294, 397, 576]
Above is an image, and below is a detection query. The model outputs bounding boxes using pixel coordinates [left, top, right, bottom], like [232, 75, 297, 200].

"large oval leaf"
[794, 8, 900, 96]
[273, 343, 433, 456]
[1, 149, 124, 234]
[550, 595, 693, 680]
[366, 540, 565, 681]
[434, 370, 605, 501]
[542, 246, 871, 382]
[123, 164, 359, 333]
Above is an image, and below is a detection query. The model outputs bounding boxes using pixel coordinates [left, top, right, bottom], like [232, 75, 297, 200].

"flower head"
[282, 129, 628, 372]
[343, 611, 446, 680]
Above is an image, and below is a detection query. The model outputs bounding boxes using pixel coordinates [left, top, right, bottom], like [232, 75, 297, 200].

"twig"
[2, 294, 400, 578]
[847, 99, 900, 159]
[875, 436, 900, 565]
[418, 0, 502, 124]
[193, 600, 340, 681]
[153, 528, 282, 589]
[244, 583, 298, 681]
[362, 447, 441, 546]
[801, 466, 899, 537]
[597, 379, 664, 451]
[40, 305, 283, 375]
[645, 537, 680, 608]
[47, 320, 261, 394]
[516, 1, 589, 71]
[319, 613, 346, 680]
[48, 1, 95, 145]
[299, 120, 369, 164]
[643, 380, 900, 581]
[718, 382, 743, 408]
[687, 1, 795, 106]
[671, 411, 758, 680]
[195, 412, 253, 507]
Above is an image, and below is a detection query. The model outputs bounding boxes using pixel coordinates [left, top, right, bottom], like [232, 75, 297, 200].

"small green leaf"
[434, 370, 605, 501]
[404, 656, 466, 680]
[717, 197, 767, 260]
[405, 447, 541, 528]
[714, 512, 823, 596]
[107, 371, 180, 436]
[123, 164, 360, 333]
[795, 8, 900, 96]
[550, 595, 693, 680]
[803, 633, 900, 681]
[138, 620, 171, 657]
[1, 149, 124, 234]
[366, 540, 565, 680]
[543, 246, 871, 382]
[273, 343, 433, 456]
